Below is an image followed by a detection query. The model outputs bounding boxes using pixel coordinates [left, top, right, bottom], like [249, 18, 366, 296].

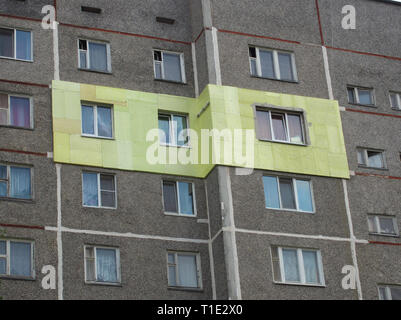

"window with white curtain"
[347, 86, 375, 106]
[82, 172, 116, 208]
[162, 181, 195, 216]
[167, 252, 201, 289]
[0, 28, 32, 61]
[390, 92, 401, 110]
[84, 246, 120, 284]
[158, 113, 189, 146]
[357, 148, 386, 169]
[368, 215, 399, 237]
[78, 39, 111, 72]
[0, 93, 32, 128]
[0, 164, 32, 200]
[0, 240, 34, 278]
[153, 50, 186, 83]
[249, 46, 297, 81]
[379, 285, 401, 300]
[271, 246, 325, 286]
[81, 104, 113, 138]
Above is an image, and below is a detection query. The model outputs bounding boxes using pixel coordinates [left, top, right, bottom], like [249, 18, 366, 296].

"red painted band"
[369, 241, 401, 247]
[315, 0, 325, 45]
[355, 172, 401, 180]
[345, 108, 401, 119]
[327, 46, 401, 62]
[0, 78, 49, 88]
[218, 29, 301, 45]
[0, 223, 45, 231]
[0, 148, 48, 157]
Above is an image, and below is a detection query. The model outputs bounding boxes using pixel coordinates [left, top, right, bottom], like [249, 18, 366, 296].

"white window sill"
[167, 286, 203, 292]
[0, 196, 34, 203]
[0, 275, 35, 281]
[273, 281, 326, 288]
[357, 165, 388, 171]
[160, 143, 191, 149]
[0, 124, 34, 131]
[154, 78, 187, 85]
[266, 207, 315, 214]
[164, 212, 197, 219]
[0, 56, 33, 63]
[348, 102, 377, 108]
[85, 281, 122, 287]
[369, 233, 400, 238]
[83, 205, 117, 210]
[258, 138, 308, 147]
[78, 68, 112, 75]
[81, 134, 114, 140]
[250, 75, 298, 84]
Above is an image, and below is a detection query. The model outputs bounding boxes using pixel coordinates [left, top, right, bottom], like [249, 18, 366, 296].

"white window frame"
[264, 176, 315, 213]
[0, 239, 35, 279]
[81, 103, 114, 139]
[162, 180, 197, 217]
[84, 245, 121, 285]
[166, 251, 202, 289]
[249, 46, 298, 82]
[158, 112, 190, 147]
[378, 285, 401, 300]
[77, 39, 112, 73]
[368, 215, 399, 237]
[0, 164, 32, 200]
[256, 107, 306, 145]
[347, 86, 375, 106]
[81, 172, 117, 209]
[357, 148, 386, 169]
[389, 92, 401, 110]
[0, 93, 33, 128]
[153, 49, 186, 83]
[0, 27, 33, 62]
[273, 247, 325, 286]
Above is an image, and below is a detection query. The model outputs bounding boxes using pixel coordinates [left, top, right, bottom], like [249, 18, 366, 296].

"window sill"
[266, 207, 315, 214]
[258, 139, 308, 147]
[357, 165, 388, 171]
[81, 134, 115, 141]
[391, 107, 401, 112]
[160, 143, 191, 149]
[369, 233, 400, 238]
[85, 281, 122, 287]
[0, 56, 33, 63]
[273, 281, 326, 288]
[0, 197, 34, 204]
[167, 286, 203, 292]
[250, 75, 299, 84]
[164, 212, 197, 219]
[154, 78, 187, 85]
[0, 125, 34, 131]
[78, 68, 112, 75]
[348, 103, 377, 108]
[0, 275, 35, 281]
[83, 205, 117, 210]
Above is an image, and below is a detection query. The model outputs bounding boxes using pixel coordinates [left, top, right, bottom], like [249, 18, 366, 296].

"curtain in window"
[178, 182, 194, 215]
[10, 167, 31, 199]
[163, 182, 178, 213]
[278, 53, 293, 81]
[255, 110, 272, 140]
[81, 105, 94, 135]
[287, 114, 303, 144]
[282, 249, 300, 282]
[295, 180, 313, 212]
[89, 42, 108, 71]
[163, 53, 182, 82]
[158, 116, 170, 144]
[302, 251, 319, 284]
[96, 248, 117, 283]
[174, 115, 188, 146]
[358, 90, 372, 105]
[279, 178, 296, 210]
[0, 28, 13, 58]
[379, 218, 395, 234]
[263, 176, 280, 209]
[97, 106, 112, 138]
[271, 113, 287, 141]
[16, 30, 31, 60]
[178, 255, 198, 288]
[259, 50, 274, 78]
[100, 175, 115, 208]
[367, 152, 383, 168]
[83, 172, 98, 206]
[10, 96, 30, 128]
[10, 242, 31, 277]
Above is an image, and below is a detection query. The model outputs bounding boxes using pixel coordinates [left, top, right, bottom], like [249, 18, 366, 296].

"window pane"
[0, 165, 6, 179]
[358, 89, 373, 105]
[158, 116, 170, 144]
[0, 181, 6, 197]
[0, 257, 6, 274]
[173, 115, 188, 146]
[100, 175, 115, 191]
[101, 191, 116, 208]
[82, 105, 94, 135]
[85, 258, 95, 282]
[79, 51, 87, 69]
[10, 96, 30, 128]
[10, 242, 31, 277]
[379, 287, 387, 300]
[390, 288, 401, 300]
[368, 216, 378, 233]
[16, 30, 31, 60]
[279, 178, 296, 210]
[347, 88, 355, 104]
[271, 113, 287, 141]
[0, 241, 6, 255]
[278, 53, 294, 81]
[0, 28, 14, 58]
[0, 93, 8, 109]
[296, 180, 313, 212]
[255, 110, 272, 140]
[168, 265, 177, 286]
[263, 176, 280, 209]
[168, 253, 175, 264]
[287, 114, 303, 144]
[357, 149, 365, 165]
[249, 47, 256, 58]
[96, 248, 118, 283]
[390, 94, 398, 108]
[97, 106, 112, 138]
[163, 181, 178, 213]
[89, 42, 108, 71]
[154, 61, 162, 79]
[0, 109, 7, 125]
[282, 249, 300, 282]
[302, 251, 320, 284]
[259, 49, 274, 78]
[163, 53, 183, 82]
[178, 182, 194, 216]
[250, 59, 257, 76]
[10, 167, 31, 199]
[177, 255, 198, 288]
[379, 217, 396, 235]
[367, 151, 384, 168]
[82, 172, 99, 206]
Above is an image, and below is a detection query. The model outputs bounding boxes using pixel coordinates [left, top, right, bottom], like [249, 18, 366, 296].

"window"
[249, 47, 297, 81]
[167, 252, 201, 289]
[0, 240, 34, 278]
[81, 104, 113, 138]
[357, 148, 386, 169]
[153, 50, 186, 83]
[158, 113, 189, 146]
[379, 285, 401, 300]
[84, 246, 120, 284]
[82, 172, 116, 208]
[78, 39, 111, 72]
[390, 92, 401, 110]
[0, 164, 32, 200]
[347, 86, 375, 106]
[368, 215, 399, 236]
[263, 176, 314, 212]
[162, 181, 195, 216]
[0, 28, 32, 61]
[0, 93, 32, 128]
[271, 246, 325, 286]
[255, 108, 305, 144]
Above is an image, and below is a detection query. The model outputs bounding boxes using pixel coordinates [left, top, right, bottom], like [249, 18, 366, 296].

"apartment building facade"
[0, 0, 400, 300]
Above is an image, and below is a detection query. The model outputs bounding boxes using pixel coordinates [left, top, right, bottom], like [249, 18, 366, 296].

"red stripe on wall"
[0, 223, 45, 231]
[0, 78, 49, 88]
[0, 148, 48, 157]
[327, 46, 401, 62]
[345, 108, 401, 119]
[315, 0, 325, 45]
[369, 241, 401, 247]
[218, 29, 301, 45]
[355, 172, 401, 180]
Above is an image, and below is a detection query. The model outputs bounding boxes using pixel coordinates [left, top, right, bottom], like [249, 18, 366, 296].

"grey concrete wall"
[0, 0, 53, 20]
